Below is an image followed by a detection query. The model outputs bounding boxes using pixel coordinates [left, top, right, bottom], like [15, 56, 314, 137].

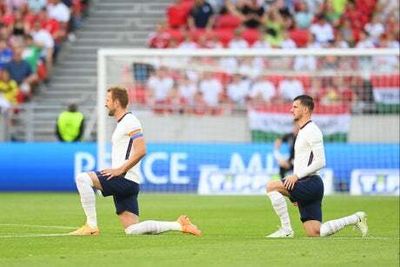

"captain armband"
[128, 129, 144, 140]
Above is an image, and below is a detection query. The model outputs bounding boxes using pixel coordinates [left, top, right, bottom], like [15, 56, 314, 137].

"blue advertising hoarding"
[0, 143, 398, 192]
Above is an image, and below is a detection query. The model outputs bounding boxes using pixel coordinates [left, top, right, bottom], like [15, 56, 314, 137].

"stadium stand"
[1, 0, 399, 141]
[140, 0, 399, 117]
[6, 0, 168, 141]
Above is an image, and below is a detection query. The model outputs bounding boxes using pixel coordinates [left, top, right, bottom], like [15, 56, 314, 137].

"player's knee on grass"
[303, 220, 321, 237]
[305, 229, 320, 237]
[119, 211, 139, 229]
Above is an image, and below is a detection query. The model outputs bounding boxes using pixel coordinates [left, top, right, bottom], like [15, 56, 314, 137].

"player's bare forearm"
[120, 137, 147, 173]
[101, 138, 146, 179]
[101, 151, 146, 179]
[120, 149, 146, 174]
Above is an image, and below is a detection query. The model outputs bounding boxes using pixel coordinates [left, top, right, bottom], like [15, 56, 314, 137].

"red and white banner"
[371, 75, 400, 104]
[248, 104, 351, 136]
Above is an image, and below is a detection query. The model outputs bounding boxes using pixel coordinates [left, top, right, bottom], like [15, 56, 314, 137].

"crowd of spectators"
[149, 0, 399, 50]
[0, 0, 89, 115]
[141, 0, 399, 114]
[127, 60, 374, 115]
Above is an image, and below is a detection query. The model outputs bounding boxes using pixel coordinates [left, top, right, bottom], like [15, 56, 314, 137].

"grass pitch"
[0, 193, 398, 267]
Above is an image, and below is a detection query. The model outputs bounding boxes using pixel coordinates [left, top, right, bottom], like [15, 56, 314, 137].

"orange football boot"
[177, 215, 202, 236]
[68, 224, 100, 236]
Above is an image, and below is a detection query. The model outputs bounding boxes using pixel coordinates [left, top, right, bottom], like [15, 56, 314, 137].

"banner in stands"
[248, 104, 351, 142]
[350, 169, 399, 196]
[371, 75, 400, 105]
[0, 143, 398, 192]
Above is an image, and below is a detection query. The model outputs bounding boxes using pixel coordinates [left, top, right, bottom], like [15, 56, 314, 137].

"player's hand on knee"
[283, 175, 298, 190]
[101, 168, 124, 180]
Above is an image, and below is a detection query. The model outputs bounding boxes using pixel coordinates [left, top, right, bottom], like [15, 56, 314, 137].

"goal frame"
[97, 48, 399, 169]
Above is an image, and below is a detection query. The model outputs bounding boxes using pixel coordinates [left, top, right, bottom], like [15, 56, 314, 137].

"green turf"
[0, 193, 398, 267]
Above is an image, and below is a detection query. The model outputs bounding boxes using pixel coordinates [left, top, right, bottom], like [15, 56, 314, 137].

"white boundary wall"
[135, 113, 399, 143]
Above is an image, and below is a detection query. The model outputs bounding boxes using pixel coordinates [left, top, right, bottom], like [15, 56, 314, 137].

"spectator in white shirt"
[28, 0, 47, 13]
[373, 35, 399, 72]
[280, 31, 297, 49]
[278, 77, 305, 102]
[364, 15, 385, 46]
[178, 32, 198, 49]
[249, 76, 276, 104]
[294, 1, 313, 29]
[219, 57, 239, 74]
[386, 32, 400, 49]
[198, 34, 223, 48]
[251, 39, 271, 49]
[294, 35, 319, 71]
[31, 21, 54, 74]
[278, 31, 297, 68]
[198, 72, 223, 108]
[228, 29, 249, 49]
[355, 31, 375, 71]
[226, 74, 251, 106]
[238, 57, 263, 79]
[178, 74, 198, 106]
[47, 0, 71, 23]
[5, 0, 26, 10]
[147, 67, 174, 105]
[310, 15, 334, 45]
[333, 31, 350, 48]
[355, 31, 375, 48]
[0, 93, 11, 114]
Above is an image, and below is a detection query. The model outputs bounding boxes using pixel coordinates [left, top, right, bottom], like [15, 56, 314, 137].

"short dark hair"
[107, 86, 129, 108]
[294, 95, 314, 111]
[68, 103, 77, 112]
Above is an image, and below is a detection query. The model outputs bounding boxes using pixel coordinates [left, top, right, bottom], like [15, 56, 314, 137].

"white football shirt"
[111, 112, 143, 183]
[293, 121, 326, 179]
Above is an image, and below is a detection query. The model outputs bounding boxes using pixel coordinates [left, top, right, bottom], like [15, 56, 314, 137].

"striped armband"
[128, 129, 144, 140]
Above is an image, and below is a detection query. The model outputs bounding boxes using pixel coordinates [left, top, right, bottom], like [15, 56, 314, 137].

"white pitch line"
[0, 233, 72, 238]
[293, 237, 399, 240]
[0, 223, 76, 230]
[330, 237, 399, 240]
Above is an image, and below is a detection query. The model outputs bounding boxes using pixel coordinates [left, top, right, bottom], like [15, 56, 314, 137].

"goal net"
[97, 48, 399, 195]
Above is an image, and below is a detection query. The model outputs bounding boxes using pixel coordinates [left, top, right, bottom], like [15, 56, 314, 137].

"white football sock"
[125, 221, 182, 235]
[75, 173, 97, 228]
[267, 191, 292, 231]
[320, 214, 360, 237]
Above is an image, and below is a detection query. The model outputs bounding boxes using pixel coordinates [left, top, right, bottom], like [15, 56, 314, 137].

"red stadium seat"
[213, 29, 234, 47]
[214, 72, 231, 86]
[128, 84, 147, 104]
[242, 29, 261, 46]
[266, 75, 283, 87]
[295, 75, 311, 88]
[166, 1, 193, 28]
[289, 29, 309, 48]
[189, 28, 207, 42]
[165, 28, 184, 42]
[215, 14, 242, 30]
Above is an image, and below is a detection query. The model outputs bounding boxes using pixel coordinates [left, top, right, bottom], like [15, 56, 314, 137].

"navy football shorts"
[96, 171, 140, 215]
[287, 175, 324, 222]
